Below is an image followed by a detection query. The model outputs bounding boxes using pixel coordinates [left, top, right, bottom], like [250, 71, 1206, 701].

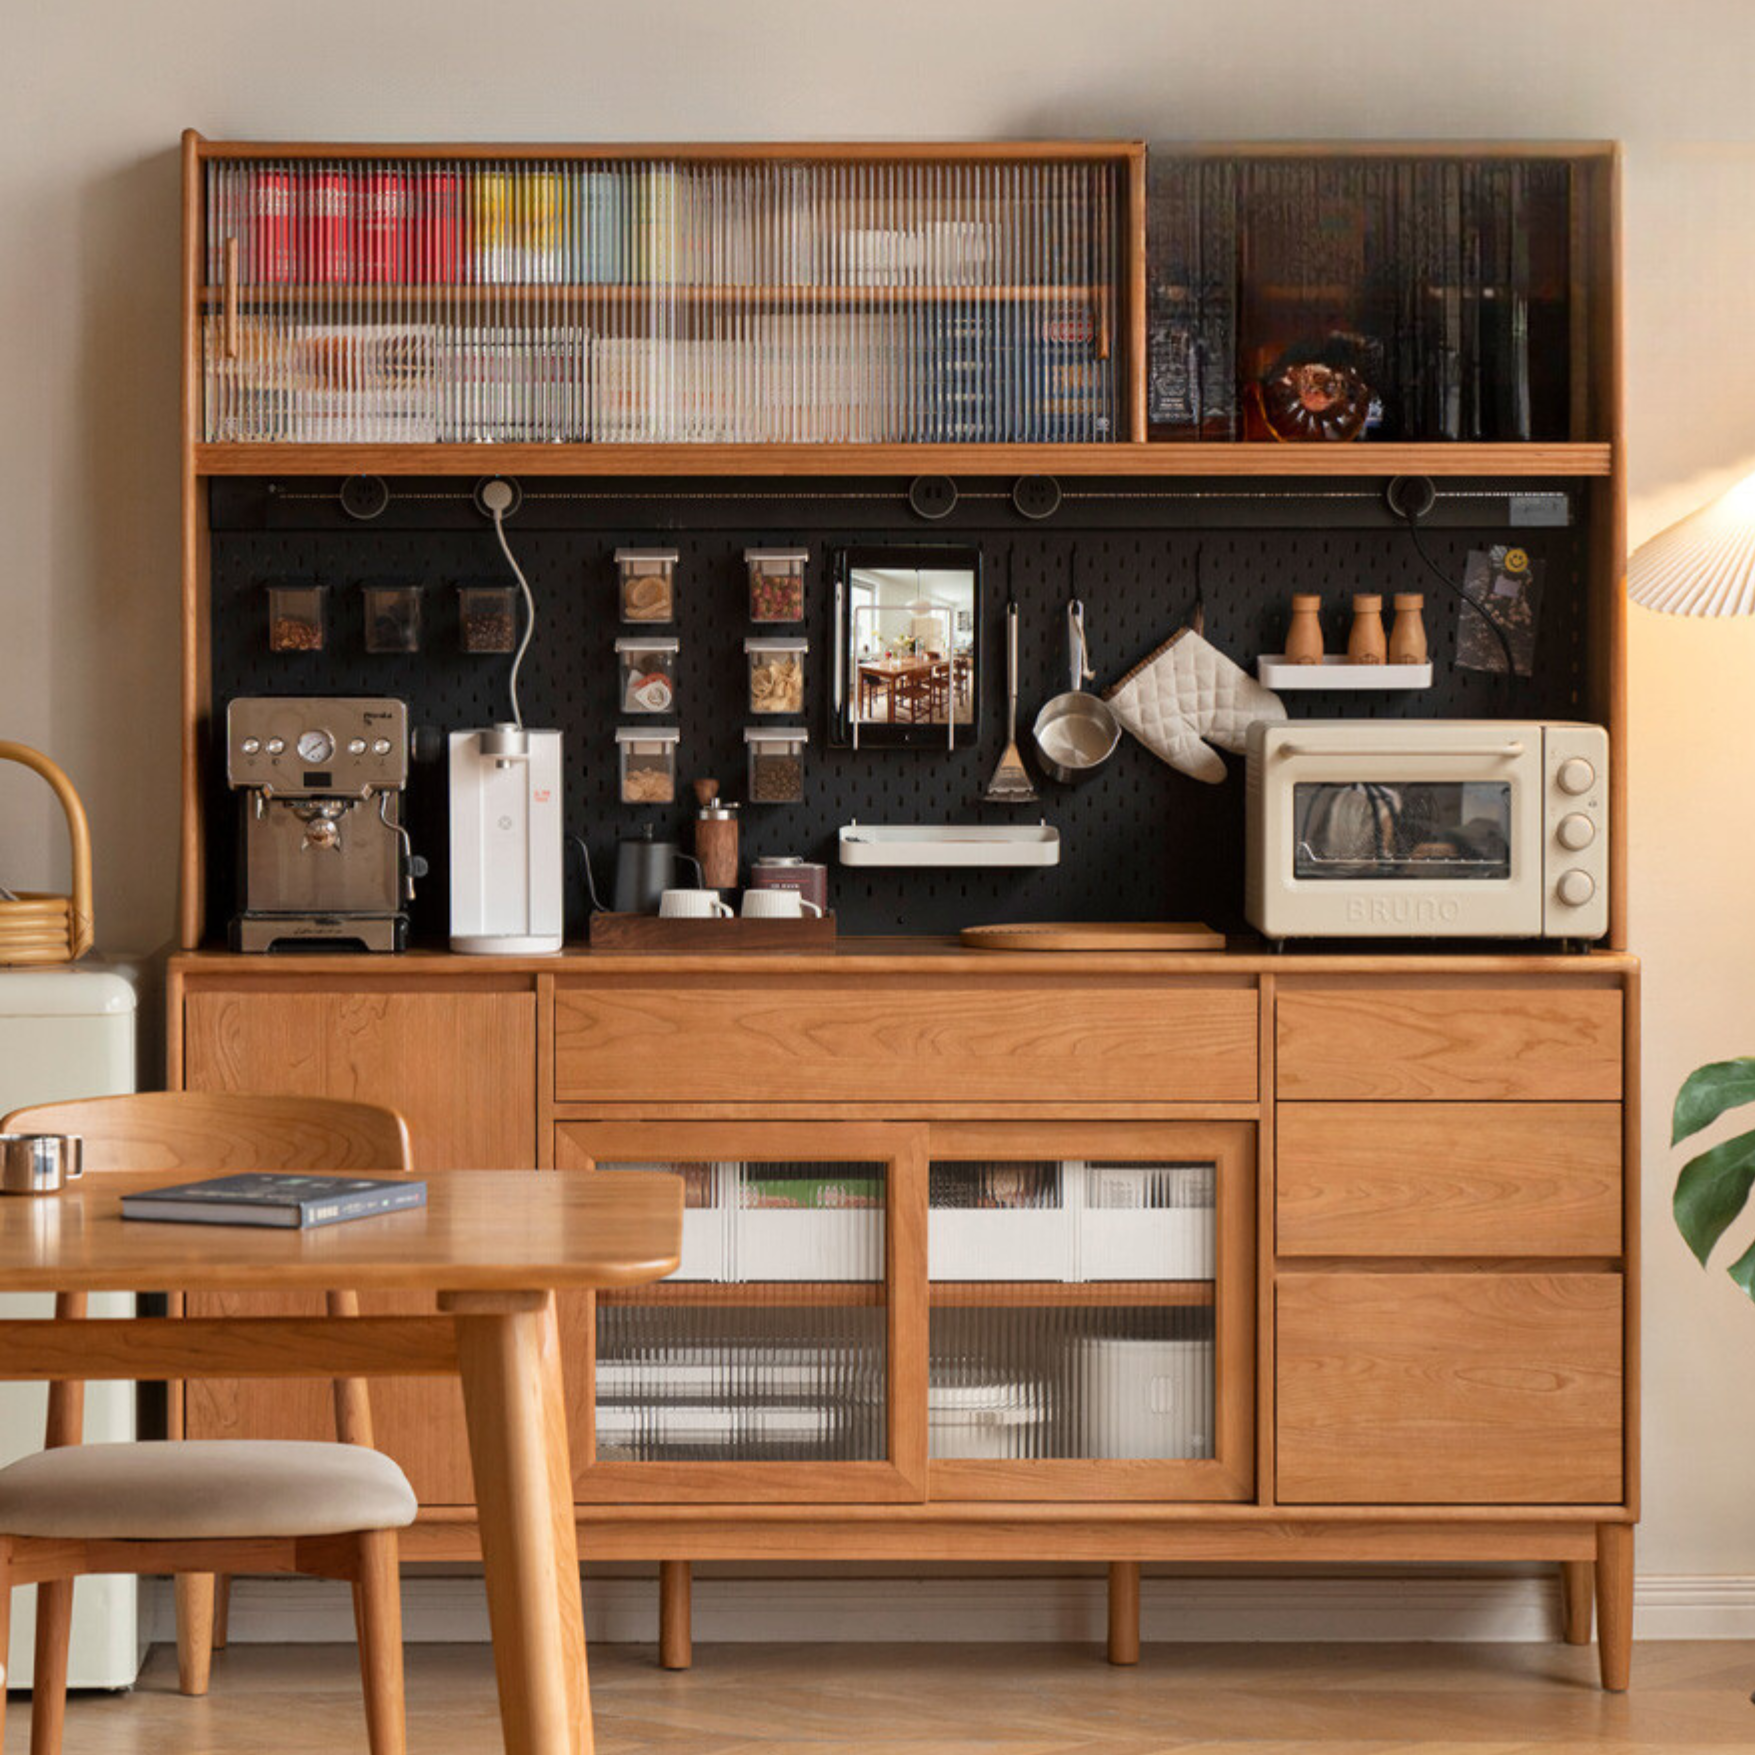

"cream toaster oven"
[1245, 720, 1609, 943]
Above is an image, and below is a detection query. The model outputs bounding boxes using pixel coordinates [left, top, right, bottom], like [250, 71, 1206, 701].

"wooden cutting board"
[959, 921, 1225, 952]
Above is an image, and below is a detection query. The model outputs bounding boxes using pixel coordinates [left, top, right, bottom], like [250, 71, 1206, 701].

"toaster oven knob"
[1556, 868, 1596, 908]
[1556, 812, 1597, 852]
[1557, 756, 1596, 796]
[240, 738, 260, 755]
[348, 738, 367, 755]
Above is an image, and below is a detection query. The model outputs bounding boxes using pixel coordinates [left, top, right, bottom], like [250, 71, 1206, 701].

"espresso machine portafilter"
[226, 697, 424, 953]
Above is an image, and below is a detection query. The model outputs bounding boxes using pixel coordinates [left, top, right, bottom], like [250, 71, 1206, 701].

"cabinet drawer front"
[1277, 986, 1622, 1100]
[1277, 1104, 1622, 1257]
[554, 980, 1257, 1104]
[1276, 1273, 1623, 1504]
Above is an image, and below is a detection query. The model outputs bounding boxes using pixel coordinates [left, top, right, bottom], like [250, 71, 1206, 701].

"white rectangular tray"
[1256, 655, 1434, 691]
[838, 823, 1061, 868]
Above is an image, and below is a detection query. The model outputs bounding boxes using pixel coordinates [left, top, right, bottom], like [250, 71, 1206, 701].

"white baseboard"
[142, 1571, 1755, 1647]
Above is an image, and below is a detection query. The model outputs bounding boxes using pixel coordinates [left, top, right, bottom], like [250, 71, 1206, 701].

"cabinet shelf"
[930, 1281, 1215, 1308]
[193, 439, 1614, 479]
[202, 282, 1104, 308]
[597, 1282, 884, 1307]
[595, 1280, 1216, 1308]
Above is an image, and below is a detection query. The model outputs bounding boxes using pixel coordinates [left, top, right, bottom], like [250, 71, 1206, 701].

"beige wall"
[6, 0, 1755, 1577]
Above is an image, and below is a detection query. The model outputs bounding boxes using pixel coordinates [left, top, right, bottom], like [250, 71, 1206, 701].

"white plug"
[478, 477, 517, 516]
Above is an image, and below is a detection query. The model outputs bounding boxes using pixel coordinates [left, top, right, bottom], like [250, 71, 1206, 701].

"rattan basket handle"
[0, 741, 94, 959]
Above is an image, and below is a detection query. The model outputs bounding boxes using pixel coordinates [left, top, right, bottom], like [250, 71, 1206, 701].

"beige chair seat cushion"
[0, 1440, 417, 1540]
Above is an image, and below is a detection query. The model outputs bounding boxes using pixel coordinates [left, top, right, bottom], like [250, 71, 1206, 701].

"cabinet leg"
[1595, 1524, 1633, 1692]
[659, 1561, 692, 1671]
[1107, 1561, 1140, 1666]
[212, 1572, 231, 1651]
[175, 1573, 215, 1695]
[1560, 1560, 1594, 1644]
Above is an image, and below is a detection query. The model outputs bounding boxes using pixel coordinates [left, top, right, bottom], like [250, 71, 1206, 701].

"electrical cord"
[1398, 509, 1519, 679]
[484, 488, 537, 729]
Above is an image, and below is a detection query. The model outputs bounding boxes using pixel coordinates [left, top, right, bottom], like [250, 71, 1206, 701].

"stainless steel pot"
[0, 1133, 83, 1195]
[1032, 600, 1120, 784]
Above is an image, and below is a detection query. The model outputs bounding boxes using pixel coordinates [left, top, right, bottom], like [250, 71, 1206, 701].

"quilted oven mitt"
[1103, 627, 1286, 784]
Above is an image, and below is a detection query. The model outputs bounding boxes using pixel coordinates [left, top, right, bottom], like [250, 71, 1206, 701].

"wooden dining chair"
[0, 1092, 417, 1755]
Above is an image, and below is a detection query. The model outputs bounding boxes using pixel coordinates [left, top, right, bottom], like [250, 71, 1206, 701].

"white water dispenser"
[448, 725, 564, 954]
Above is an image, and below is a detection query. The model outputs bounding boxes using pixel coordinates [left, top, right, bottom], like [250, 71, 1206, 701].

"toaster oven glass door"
[1292, 781, 1513, 883]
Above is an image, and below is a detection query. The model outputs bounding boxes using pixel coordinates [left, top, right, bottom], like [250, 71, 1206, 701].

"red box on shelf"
[357, 169, 410, 284]
[302, 169, 353, 284]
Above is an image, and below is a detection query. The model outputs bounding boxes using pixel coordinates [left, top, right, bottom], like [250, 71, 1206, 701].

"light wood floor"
[12, 1640, 1755, 1753]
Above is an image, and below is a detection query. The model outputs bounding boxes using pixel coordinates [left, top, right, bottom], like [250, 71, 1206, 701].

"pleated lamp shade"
[1628, 471, 1755, 615]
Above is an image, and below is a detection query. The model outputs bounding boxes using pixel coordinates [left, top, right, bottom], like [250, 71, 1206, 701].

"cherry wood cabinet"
[166, 951, 1638, 1689]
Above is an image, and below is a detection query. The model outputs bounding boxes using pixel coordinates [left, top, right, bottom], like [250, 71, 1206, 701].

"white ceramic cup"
[740, 889, 824, 920]
[659, 889, 733, 919]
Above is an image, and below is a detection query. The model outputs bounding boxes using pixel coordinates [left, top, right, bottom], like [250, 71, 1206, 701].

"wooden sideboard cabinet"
[166, 949, 1639, 1690]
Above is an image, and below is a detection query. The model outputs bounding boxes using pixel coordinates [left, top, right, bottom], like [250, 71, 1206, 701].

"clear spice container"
[746, 727, 808, 804]
[616, 727, 679, 805]
[362, 584, 423, 654]
[746, 547, 809, 623]
[746, 636, 808, 714]
[616, 636, 679, 714]
[615, 548, 678, 623]
[267, 584, 327, 653]
[459, 584, 518, 654]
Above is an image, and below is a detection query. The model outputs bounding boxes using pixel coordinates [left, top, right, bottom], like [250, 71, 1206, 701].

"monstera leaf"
[1673, 1058, 1755, 1299]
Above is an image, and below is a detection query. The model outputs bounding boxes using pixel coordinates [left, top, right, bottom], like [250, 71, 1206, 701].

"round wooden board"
[959, 921, 1226, 952]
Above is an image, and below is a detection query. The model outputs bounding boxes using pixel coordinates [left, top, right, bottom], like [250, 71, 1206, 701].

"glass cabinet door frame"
[922, 1120, 1256, 1503]
[557, 1120, 927, 1504]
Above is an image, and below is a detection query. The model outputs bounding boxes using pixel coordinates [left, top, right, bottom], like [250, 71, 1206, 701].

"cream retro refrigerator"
[0, 967, 142, 1689]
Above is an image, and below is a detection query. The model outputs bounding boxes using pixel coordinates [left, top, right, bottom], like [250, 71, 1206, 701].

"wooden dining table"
[0, 1167, 683, 1755]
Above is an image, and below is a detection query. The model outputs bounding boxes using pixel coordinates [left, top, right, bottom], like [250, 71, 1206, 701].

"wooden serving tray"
[588, 912, 837, 952]
[960, 921, 1225, 952]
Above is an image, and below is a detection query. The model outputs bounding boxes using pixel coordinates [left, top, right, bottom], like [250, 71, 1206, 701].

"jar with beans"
[459, 585, 518, 654]
[267, 584, 327, 653]
[745, 727, 807, 804]
[362, 584, 423, 654]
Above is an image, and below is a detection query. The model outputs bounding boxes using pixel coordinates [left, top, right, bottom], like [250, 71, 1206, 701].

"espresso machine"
[226, 697, 419, 952]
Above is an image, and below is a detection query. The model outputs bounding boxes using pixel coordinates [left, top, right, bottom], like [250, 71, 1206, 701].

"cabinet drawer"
[1277, 986, 1622, 1100]
[554, 980, 1257, 1104]
[1276, 1272, 1623, 1504]
[1277, 1104, 1622, 1257]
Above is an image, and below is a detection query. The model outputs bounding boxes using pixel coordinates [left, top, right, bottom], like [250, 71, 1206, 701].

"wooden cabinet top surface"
[167, 941, 1639, 981]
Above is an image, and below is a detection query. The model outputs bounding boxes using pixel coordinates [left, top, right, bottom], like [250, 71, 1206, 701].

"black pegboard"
[205, 475, 1592, 940]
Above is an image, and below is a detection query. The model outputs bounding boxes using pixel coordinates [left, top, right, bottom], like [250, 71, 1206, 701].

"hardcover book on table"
[121, 1173, 427, 1229]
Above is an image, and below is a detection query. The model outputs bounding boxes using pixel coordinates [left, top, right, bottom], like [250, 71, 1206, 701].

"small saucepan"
[1032, 600, 1120, 784]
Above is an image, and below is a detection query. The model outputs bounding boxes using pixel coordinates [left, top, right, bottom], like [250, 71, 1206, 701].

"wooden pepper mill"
[693, 778, 741, 891]
[1347, 593, 1387, 665]
[1285, 593, 1325, 664]
[1388, 592, 1428, 666]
